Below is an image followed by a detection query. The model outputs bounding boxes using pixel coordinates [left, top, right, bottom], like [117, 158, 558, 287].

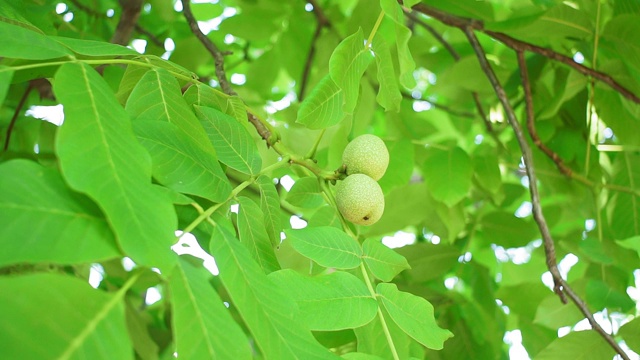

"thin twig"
[411, 3, 640, 104]
[298, 0, 331, 100]
[465, 26, 629, 360]
[133, 24, 164, 48]
[180, 0, 235, 96]
[400, 91, 475, 118]
[3, 84, 33, 152]
[517, 52, 573, 177]
[404, 9, 498, 142]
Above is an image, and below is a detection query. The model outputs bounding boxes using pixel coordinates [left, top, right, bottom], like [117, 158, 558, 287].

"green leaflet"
[268, 269, 377, 331]
[169, 260, 252, 359]
[377, 283, 453, 350]
[195, 105, 262, 175]
[285, 226, 362, 269]
[210, 226, 340, 360]
[0, 159, 119, 266]
[0, 274, 132, 359]
[54, 62, 177, 272]
[237, 196, 281, 273]
[329, 28, 374, 114]
[297, 74, 345, 129]
[133, 120, 232, 202]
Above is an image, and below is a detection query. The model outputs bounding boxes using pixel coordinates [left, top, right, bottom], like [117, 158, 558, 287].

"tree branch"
[298, 0, 331, 101]
[180, 0, 273, 145]
[2, 84, 33, 152]
[411, 3, 640, 104]
[403, 9, 499, 143]
[517, 52, 573, 177]
[465, 26, 630, 360]
[111, 0, 144, 46]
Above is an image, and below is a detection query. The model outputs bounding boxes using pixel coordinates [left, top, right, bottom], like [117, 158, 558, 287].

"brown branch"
[111, 0, 143, 46]
[3, 84, 33, 152]
[180, 0, 235, 96]
[400, 91, 475, 118]
[180, 0, 273, 145]
[405, 9, 501, 147]
[134, 24, 164, 48]
[465, 26, 629, 360]
[411, 3, 640, 104]
[298, 0, 331, 101]
[517, 52, 573, 177]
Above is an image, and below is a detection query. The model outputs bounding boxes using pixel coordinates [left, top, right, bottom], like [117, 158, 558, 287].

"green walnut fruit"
[342, 134, 389, 181]
[335, 174, 385, 226]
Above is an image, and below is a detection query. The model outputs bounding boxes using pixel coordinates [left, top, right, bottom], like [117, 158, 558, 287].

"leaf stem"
[360, 263, 400, 360]
[305, 129, 326, 159]
[365, 11, 385, 48]
[180, 156, 291, 236]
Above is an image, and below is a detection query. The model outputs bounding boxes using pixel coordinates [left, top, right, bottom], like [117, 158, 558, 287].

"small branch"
[517, 52, 573, 177]
[133, 24, 164, 48]
[465, 27, 629, 360]
[111, 0, 144, 46]
[411, 3, 640, 104]
[3, 84, 33, 152]
[180, 0, 236, 96]
[298, 0, 331, 100]
[404, 9, 499, 143]
[400, 91, 475, 118]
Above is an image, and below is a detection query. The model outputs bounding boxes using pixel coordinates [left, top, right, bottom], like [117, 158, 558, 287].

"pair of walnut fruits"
[335, 134, 389, 226]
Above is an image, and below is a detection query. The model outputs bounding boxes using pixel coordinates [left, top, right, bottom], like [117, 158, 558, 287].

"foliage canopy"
[1, 0, 640, 359]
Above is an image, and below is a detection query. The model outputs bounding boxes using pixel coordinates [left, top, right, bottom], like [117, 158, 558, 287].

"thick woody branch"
[111, 0, 144, 45]
[465, 26, 629, 360]
[411, 3, 640, 104]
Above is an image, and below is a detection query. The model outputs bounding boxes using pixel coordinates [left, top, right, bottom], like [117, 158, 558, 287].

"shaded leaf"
[372, 38, 401, 112]
[534, 330, 615, 360]
[0, 159, 119, 266]
[257, 175, 285, 246]
[54, 62, 177, 271]
[268, 269, 377, 331]
[380, 0, 416, 88]
[0, 21, 72, 59]
[423, 147, 473, 207]
[285, 226, 362, 269]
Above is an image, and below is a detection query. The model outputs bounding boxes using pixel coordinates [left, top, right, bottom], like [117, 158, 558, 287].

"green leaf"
[285, 226, 363, 269]
[286, 177, 325, 208]
[124, 300, 159, 359]
[268, 269, 377, 331]
[237, 196, 281, 273]
[0, 159, 119, 266]
[308, 205, 342, 229]
[133, 120, 232, 202]
[472, 144, 502, 196]
[585, 279, 635, 311]
[125, 68, 213, 154]
[209, 226, 341, 360]
[534, 330, 616, 360]
[362, 239, 410, 282]
[377, 283, 453, 350]
[0, 274, 132, 359]
[169, 259, 252, 359]
[533, 294, 584, 329]
[619, 317, 640, 354]
[372, 38, 401, 112]
[54, 62, 177, 272]
[479, 211, 539, 248]
[257, 175, 285, 246]
[329, 28, 374, 114]
[0, 66, 13, 105]
[342, 353, 386, 360]
[423, 147, 473, 207]
[377, 139, 414, 193]
[195, 105, 262, 175]
[379, 0, 416, 88]
[183, 82, 226, 109]
[0, 21, 72, 59]
[297, 74, 345, 129]
[52, 36, 139, 57]
[617, 235, 640, 256]
[396, 243, 460, 283]
[226, 96, 249, 123]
